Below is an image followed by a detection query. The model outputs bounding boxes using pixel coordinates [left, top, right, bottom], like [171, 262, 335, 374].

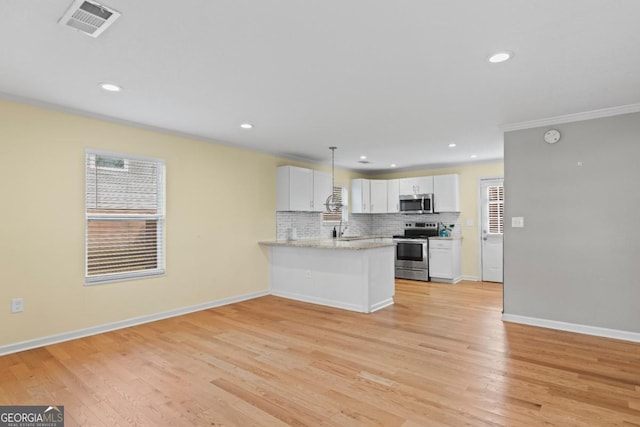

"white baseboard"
[501, 313, 640, 343]
[270, 290, 363, 313]
[370, 298, 394, 312]
[462, 275, 480, 281]
[0, 290, 269, 357]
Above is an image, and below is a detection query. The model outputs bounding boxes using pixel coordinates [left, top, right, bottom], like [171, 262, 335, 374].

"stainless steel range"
[393, 222, 438, 281]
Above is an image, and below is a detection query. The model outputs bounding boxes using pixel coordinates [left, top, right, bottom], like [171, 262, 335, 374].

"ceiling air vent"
[58, 0, 121, 38]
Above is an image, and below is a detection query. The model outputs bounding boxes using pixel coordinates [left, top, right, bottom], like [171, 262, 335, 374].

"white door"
[480, 178, 504, 282]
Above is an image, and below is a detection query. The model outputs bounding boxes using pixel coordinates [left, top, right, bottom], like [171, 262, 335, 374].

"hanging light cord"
[325, 147, 343, 213]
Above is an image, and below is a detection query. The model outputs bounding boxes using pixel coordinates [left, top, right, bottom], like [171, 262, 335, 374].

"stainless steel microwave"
[399, 194, 433, 214]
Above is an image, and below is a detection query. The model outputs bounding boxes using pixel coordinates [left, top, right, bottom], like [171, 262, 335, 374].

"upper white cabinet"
[370, 180, 388, 213]
[351, 179, 371, 214]
[313, 170, 332, 212]
[347, 174, 460, 214]
[387, 179, 400, 213]
[277, 166, 331, 212]
[399, 176, 434, 195]
[433, 174, 460, 212]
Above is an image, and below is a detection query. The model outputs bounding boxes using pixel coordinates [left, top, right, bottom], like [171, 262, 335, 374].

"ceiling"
[1, 1, 639, 172]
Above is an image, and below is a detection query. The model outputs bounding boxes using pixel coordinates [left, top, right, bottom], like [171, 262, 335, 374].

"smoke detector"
[58, 0, 121, 38]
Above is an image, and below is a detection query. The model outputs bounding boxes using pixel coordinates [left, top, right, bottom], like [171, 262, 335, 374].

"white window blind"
[487, 185, 504, 234]
[322, 186, 348, 222]
[85, 151, 165, 284]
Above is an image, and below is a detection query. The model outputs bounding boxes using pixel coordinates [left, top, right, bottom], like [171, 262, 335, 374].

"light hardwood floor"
[2, 280, 640, 426]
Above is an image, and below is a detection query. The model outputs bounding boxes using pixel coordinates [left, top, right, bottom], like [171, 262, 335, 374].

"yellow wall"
[0, 99, 358, 347]
[0, 97, 500, 348]
[371, 162, 504, 279]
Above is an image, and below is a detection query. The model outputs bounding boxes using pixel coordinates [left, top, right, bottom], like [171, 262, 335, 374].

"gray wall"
[504, 112, 640, 333]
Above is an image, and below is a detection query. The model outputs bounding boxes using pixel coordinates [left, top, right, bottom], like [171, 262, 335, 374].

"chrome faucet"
[338, 220, 348, 237]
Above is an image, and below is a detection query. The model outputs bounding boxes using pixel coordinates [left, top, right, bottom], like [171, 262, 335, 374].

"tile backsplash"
[277, 211, 461, 240]
[276, 212, 322, 240]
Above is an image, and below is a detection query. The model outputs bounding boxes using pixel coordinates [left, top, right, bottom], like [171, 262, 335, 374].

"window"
[85, 150, 165, 284]
[487, 184, 504, 234]
[322, 186, 348, 222]
[95, 155, 127, 170]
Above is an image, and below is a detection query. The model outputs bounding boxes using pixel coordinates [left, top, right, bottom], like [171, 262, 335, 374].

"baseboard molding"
[462, 275, 480, 281]
[370, 298, 394, 313]
[502, 313, 640, 343]
[0, 290, 269, 357]
[270, 290, 364, 313]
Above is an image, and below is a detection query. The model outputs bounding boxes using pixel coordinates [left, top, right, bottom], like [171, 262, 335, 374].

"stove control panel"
[405, 222, 437, 229]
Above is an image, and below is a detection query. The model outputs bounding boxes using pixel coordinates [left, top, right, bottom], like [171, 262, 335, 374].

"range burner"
[394, 222, 438, 239]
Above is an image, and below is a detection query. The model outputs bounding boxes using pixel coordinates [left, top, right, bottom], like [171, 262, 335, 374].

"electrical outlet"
[11, 298, 24, 313]
[305, 270, 312, 279]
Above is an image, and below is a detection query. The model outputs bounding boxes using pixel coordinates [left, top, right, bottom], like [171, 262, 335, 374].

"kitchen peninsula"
[260, 238, 395, 313]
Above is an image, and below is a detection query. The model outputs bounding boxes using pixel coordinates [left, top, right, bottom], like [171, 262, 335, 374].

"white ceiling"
[1, 1, 639, 172]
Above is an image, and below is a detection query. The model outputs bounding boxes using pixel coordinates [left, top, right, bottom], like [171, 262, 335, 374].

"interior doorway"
[480, 178, 504, 283]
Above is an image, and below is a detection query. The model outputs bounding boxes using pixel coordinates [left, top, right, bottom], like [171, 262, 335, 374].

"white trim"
[270, 290, 363, 313]
[500, 103, 640, 132]
[462, 275, 480, 281]
[502, 313, 640, 343]
[369, 298, 394, 312]
[0, 290, 269, 357]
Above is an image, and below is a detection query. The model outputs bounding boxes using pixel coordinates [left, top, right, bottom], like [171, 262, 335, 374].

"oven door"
[395, 240, 428, 269]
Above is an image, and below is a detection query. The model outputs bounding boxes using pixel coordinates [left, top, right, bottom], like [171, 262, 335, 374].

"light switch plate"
[512, 217, 525, 228]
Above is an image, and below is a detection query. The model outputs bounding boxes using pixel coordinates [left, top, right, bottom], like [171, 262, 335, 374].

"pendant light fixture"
[324, 147, 343, 213]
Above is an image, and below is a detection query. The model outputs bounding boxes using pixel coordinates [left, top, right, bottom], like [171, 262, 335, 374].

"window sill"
[85, 269, 165, 286]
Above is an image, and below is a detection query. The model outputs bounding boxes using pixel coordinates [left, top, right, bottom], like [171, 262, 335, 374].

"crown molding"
[500, 103, 640, 132]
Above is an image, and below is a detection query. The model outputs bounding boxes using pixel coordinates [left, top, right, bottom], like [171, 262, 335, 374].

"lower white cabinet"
[429, 239, 462, 283]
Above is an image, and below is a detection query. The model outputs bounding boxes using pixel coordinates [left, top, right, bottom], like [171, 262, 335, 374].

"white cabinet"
[433, 174, 460, 212]
[352, 179, 389, 213]
[349, 174, 458, 214]
[351, 179, 371, 214]
[387, 179, 400, 213]
[277, 166, 313, 211]
[276, 166, 331, 212]
[313, 171, 332, 212]
[370, 180, 387, 213]
[429, 239, 462, 283]
[399, 176, 434, 195]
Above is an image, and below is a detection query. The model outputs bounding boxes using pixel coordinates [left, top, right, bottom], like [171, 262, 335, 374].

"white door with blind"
[480, 178, 504, 282]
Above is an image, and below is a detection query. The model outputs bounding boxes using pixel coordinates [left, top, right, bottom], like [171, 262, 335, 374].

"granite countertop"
[259, 237, 394, 250]
[428, 236, 463, 240]
[334, 234, 392, 241]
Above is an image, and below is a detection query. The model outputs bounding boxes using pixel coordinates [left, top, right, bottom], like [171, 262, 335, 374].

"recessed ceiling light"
[448, 143, 457, 148]
[240, 123, 253, 129]
[99, 82, 121, 92]
[390, 164, 397, 168]
[488, 51, 512, 63]
[470, 154, 478, 159]
[360, 155, 367, 160]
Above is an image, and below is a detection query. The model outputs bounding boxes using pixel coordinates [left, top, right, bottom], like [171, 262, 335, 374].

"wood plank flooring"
[2, 280, 640, 426]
